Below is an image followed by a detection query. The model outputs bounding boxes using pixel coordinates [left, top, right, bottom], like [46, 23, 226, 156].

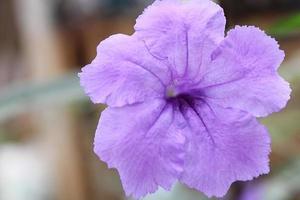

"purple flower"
[79, 0, 291, 199]
[239, 182, 265, 200]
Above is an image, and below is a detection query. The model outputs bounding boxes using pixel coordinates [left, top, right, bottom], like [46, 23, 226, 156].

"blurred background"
[0, 0, 300, 199]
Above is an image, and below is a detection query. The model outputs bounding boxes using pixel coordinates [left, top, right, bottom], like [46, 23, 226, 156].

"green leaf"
[268, 13, 300, 37]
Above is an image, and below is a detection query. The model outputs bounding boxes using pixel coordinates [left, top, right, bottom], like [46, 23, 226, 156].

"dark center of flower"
[166, 85, 197, 110]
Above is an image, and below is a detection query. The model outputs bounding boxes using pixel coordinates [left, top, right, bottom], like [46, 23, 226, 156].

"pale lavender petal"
[198, 26, 291, 117]
[134, 0, 225, 83]
[179, 100, 270, 198]
[79, 34, 171, 107]
[94, 99, 186, 199]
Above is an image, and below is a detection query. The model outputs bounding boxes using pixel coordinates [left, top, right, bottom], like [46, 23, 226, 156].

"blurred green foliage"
[269, 13, 300, 37]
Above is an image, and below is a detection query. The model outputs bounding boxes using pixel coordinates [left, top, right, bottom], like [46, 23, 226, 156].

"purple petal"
[134, 0, 225, 82]
[199, 26, 291, 117]
[239, 182, 264, 200]
[179, 100, 270, 198]
[94, 99, 186, 199]
[79, 34, 171, 107]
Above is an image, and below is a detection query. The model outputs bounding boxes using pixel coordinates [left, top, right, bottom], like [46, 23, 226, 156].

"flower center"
[166, 86, 178, 98]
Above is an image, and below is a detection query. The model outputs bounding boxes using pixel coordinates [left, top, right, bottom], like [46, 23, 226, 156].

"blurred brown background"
[0, 0, 300, 200]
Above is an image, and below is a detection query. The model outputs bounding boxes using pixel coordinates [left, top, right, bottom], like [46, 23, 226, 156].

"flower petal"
[79, 34, 171, 107]
[134, 0, 225, 81]
[179, 100, 270, 198]
[94, 99, 186, 199]
[198, 26, 291, 117]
